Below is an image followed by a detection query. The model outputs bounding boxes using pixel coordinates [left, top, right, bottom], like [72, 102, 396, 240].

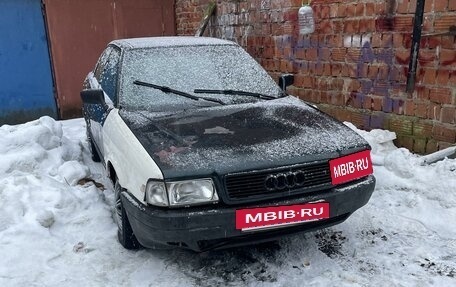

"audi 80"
[81, 36, 375, 251]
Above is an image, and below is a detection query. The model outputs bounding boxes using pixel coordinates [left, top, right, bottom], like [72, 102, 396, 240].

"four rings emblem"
[264, 171, 306, 191]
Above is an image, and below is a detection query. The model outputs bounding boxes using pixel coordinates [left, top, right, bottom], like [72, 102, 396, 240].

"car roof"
[109, 36, 237, 50]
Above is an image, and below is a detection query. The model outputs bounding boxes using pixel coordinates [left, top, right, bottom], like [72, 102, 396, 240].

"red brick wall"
[176, 0, 456, 153]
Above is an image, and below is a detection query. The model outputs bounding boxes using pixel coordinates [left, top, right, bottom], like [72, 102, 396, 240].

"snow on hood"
[121, 97, 369, 178]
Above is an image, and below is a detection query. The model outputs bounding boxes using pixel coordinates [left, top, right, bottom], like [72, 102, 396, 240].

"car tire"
[114, 179, 141, 250]
[87, 133, 101, 162]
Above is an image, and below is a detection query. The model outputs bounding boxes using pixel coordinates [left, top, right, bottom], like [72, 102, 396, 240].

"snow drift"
[0, 116, 455, 286]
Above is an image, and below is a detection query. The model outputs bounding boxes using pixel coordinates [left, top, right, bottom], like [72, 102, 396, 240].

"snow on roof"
[110, 36, 237, 50]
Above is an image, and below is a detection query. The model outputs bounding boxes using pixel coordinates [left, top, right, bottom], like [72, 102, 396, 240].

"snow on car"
[80, 36, 376, 251]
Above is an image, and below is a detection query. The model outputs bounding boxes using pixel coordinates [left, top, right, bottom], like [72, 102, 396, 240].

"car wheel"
[87, 132, 101, 162]
[114, 179, 141, 250]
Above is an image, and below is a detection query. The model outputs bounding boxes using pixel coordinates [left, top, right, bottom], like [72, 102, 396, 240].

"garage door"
[0, 0, 57, 125]
[44, 0, 176, 119]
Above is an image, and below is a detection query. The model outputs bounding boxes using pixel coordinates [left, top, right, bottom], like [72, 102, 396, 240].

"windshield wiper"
[134, 80, 225, 105]
[193, 89, 278, 100]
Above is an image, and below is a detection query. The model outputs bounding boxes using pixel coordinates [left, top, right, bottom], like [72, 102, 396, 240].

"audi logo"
[264, 171, 306, 191]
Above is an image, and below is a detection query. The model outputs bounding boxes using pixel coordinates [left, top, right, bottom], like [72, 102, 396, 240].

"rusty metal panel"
[44, 0, 176, 119]
[116, 0, 176, 38]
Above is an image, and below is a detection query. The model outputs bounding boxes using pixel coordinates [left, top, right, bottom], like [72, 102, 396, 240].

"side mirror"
[278, 74, 294, 91]
[80, 89, 106, 106]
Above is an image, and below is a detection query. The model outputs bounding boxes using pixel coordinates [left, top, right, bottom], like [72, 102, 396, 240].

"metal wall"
[0, 0, 57, 125]
[44, 0, 176, 119]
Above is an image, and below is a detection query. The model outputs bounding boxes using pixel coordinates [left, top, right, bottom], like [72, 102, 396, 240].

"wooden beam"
[406, 0, 426, 93]
[195, 1, 216, 37]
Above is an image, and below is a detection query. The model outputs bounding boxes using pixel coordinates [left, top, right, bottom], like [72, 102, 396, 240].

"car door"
[85, 45, 121, 157]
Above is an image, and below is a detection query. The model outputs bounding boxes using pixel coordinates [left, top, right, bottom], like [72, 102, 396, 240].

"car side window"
[94, 47, 121, 104]
[93, 47, 112, 81]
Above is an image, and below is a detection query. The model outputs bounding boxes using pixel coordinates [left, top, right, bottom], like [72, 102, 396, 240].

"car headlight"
[167, 179, 218, 206]
[145, 181, 169, 207]
[145, 178, 218, 207]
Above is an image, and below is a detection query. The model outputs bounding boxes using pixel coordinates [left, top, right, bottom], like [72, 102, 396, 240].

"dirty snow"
[0, 116, 455, 286]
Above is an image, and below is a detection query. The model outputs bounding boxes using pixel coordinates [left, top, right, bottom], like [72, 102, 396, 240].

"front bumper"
[122, 175, 375, 252]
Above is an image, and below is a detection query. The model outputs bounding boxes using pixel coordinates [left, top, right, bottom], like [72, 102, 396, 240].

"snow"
[111, 36, 235, 50]
[120, 43, 282, 112]
[122, 97, 367, 174]
[421, 146, 456, 165]
[0, 116, 455, 286]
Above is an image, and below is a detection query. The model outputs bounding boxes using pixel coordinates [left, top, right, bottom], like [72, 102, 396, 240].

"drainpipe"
[406, 0, 426, 93]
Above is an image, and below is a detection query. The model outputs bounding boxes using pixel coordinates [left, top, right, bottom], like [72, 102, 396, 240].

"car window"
[93, 46, 121, 104]
[99, 48, 121, 104]
[93, 47, 112, 80]
[120, 45, 282, 111]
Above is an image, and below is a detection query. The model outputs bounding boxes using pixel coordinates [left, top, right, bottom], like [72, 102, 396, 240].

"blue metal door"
[0, 0, 57, 125]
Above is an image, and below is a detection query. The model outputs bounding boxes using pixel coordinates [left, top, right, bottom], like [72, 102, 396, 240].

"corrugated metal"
[44, 0, 176, 119]
[0, 0, 57, 125]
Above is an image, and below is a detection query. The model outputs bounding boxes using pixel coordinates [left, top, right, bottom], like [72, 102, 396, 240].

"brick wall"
[175, 0, 456, 153]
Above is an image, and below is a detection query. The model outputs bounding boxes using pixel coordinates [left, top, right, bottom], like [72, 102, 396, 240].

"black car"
[81, 36, 375, 251]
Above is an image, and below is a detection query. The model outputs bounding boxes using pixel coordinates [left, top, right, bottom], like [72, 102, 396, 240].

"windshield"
[119, 44, 282, 111]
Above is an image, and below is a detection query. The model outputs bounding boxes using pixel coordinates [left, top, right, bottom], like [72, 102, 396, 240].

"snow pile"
[0, 116, 87, 183]
[0, 117, 88, 231]
[340, 121, 456, 286]
[0, 116, 455, 287]
[345, 122, 456, 207]
[344, 122, 397, 166]
[0, 117, 120, 286]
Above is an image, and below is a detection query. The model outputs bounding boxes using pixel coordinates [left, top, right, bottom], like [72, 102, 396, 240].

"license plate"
[329, 150, 373, 185]
[235, 202, 330, 231]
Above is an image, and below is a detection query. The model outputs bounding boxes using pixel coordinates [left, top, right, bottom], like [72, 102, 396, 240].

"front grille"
[225, 161, 332, 200]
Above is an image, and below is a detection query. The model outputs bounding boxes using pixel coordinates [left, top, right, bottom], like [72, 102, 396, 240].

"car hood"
[120, 97, 369, 179]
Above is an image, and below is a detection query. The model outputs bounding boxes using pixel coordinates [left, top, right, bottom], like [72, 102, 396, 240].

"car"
[81, 36, 375, 252]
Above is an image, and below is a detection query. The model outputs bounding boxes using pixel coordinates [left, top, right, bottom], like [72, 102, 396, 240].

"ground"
[0, 117, 455, 287]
